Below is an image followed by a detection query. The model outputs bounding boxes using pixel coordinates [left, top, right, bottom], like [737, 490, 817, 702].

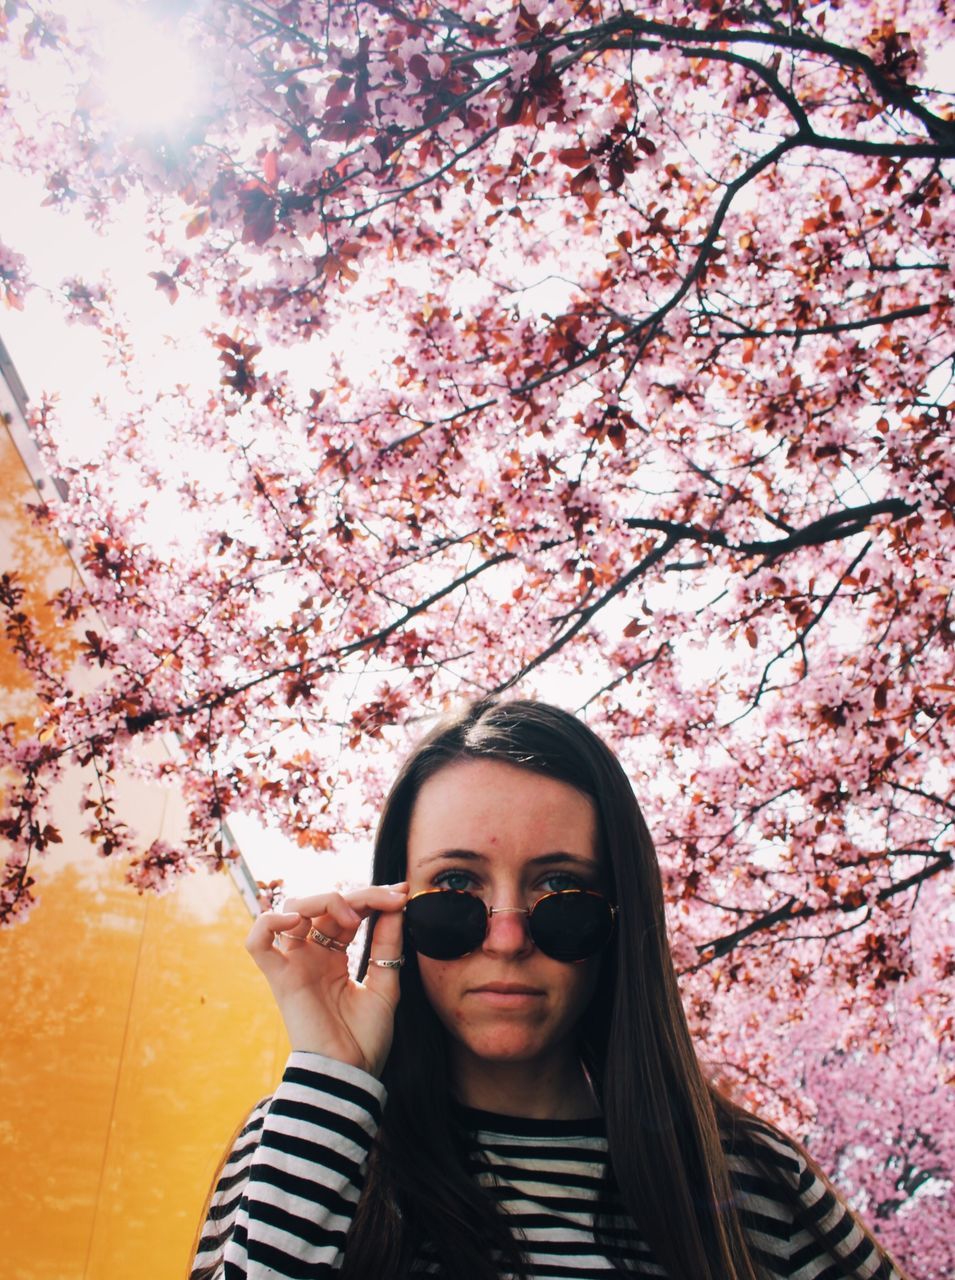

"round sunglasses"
[404, 888, 617, 964]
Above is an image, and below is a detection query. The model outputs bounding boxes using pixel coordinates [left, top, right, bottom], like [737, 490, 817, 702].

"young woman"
[192, 698, 906, 1279]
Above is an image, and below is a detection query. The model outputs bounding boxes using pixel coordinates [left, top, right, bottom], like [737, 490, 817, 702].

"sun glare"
[95, 5, 204, 136]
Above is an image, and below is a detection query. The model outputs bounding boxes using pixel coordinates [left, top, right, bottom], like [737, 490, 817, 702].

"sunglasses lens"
[530, 891, 615, 962]
[405, 891, 487, 960]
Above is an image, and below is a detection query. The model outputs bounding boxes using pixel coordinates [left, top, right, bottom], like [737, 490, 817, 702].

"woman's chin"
[455, 1026, 566, 1068]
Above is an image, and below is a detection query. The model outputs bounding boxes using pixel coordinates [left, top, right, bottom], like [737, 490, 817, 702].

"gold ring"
[307, 927, 349, 952]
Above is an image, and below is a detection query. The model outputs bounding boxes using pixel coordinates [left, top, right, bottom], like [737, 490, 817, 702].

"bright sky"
[3, 3, 206, 423]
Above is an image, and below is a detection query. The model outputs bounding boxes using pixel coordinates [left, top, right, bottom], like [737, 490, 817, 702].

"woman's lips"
[468, 982, 545, 1007]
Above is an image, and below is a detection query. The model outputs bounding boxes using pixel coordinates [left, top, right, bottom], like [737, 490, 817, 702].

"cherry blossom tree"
[1, 1, 953, 1268]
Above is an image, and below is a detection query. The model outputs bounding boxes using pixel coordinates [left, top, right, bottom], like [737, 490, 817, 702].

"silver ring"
[369, 956, 404, 969]
[307, 927, 349, 952]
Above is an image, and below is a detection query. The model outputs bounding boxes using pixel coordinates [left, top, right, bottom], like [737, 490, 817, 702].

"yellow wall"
[1, 378, 288, 1278]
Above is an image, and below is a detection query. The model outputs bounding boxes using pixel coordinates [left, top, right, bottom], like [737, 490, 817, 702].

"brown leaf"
[148, 271, 179, 304]
[558, 146, 590, 169]
[185, 209, 210, 239]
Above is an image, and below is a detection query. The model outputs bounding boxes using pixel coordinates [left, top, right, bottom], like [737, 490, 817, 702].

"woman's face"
[405, 757, 603, 1084]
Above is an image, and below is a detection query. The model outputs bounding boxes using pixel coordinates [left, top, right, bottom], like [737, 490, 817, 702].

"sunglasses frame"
[404, 887, 617, 963]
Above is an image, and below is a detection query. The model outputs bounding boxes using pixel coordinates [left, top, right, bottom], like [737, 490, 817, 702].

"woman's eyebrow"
[526, 852, 599, 869]
[417, 850, 598, 869]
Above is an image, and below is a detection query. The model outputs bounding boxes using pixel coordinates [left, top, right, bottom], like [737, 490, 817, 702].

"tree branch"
[692, 851, 953, 966]
[492, 535, 678, 692]
[623, 499, 916, 563]
[717, 304, 937, 343]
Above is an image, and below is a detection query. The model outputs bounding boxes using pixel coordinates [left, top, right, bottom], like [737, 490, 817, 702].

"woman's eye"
[434, 869, 476, 892]
[540, 872, 584, 893]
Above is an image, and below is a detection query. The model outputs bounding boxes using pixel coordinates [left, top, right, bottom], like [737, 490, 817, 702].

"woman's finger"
[362, 906, 406, 997]
[322, 893, 362, 931]
[285, 883, 408, 921]
[246, 909, 308, 973]
[248, 909, 306, 947]
[307, 885, 409, 954]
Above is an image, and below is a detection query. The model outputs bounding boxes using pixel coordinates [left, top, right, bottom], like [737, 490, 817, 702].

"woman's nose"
[482, 904, 534, 957]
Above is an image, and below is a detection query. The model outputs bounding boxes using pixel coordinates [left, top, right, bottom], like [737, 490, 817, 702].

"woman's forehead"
[405, 758, 600, 870]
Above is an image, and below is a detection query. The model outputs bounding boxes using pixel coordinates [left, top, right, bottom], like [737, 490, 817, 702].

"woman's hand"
[245, 883, 409, 1077]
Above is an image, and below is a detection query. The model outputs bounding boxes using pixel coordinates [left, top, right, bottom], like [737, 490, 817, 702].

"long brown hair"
[342, 697, 758, 1279]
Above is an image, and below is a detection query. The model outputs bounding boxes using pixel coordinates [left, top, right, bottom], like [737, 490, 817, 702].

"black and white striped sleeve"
[191, 1052, 387, 1280]
[730, 1122, 903, 1280]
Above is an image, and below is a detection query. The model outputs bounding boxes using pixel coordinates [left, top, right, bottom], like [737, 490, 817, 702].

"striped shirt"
[192, 1052, 901, 1280]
